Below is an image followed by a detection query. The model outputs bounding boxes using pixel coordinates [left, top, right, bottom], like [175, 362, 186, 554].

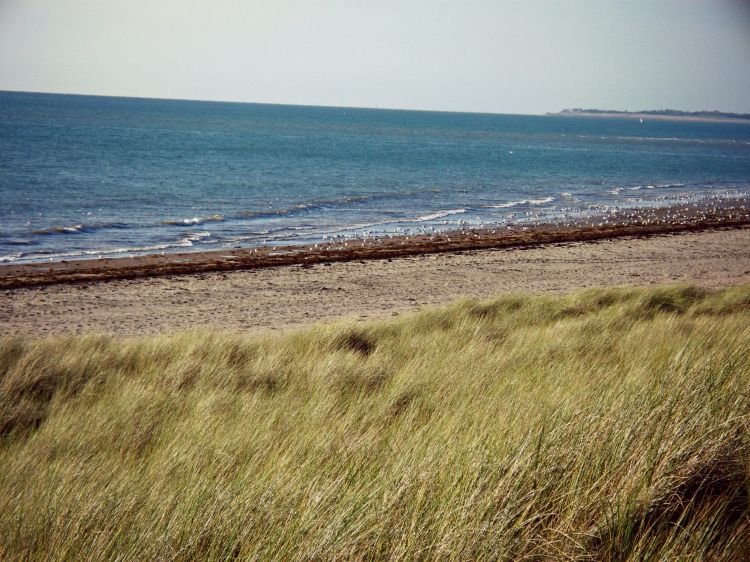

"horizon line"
[3, 89, 745, 118]
[0, 88, 550, 118]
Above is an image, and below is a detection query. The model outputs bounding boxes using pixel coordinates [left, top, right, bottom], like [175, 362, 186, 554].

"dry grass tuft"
[330, 326, 379, 356]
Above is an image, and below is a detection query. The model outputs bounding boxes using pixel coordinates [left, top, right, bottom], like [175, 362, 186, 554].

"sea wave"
[32, 223, 90, 235]
[236, 195, 378, 221]
[1, 238, 36, 245]
[162, 214, 225, 226]
[0, 252, 24, 263]
[415, 209, 467, 222]
[32, 222, 130, 235]
[237, 206, 313, 220]
[235, 190, 437, 221]
[629, 183, 685, 191]
[485, 196, 555, 209]
[1, 232, 213, 263]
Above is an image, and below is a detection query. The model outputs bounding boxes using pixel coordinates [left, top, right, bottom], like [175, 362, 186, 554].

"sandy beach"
[1, 224, 748, 338]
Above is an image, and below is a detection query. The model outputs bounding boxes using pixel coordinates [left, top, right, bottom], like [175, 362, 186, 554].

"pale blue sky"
[1, 0, 749, 114]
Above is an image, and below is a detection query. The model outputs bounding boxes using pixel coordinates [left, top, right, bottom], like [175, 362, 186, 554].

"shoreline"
[2, 226, 748, 338]
[1, 201, 748, 290]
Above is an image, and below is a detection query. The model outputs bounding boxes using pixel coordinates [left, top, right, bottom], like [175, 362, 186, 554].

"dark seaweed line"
[1, 217, 748, 291]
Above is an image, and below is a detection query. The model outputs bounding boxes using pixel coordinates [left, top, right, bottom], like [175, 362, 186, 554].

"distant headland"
[552, 108, 750, 123]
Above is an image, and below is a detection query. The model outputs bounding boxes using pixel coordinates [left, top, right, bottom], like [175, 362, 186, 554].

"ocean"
[1, 91, 749, 264]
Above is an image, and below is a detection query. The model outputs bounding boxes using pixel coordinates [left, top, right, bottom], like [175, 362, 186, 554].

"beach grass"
[1, 284, 749, 560]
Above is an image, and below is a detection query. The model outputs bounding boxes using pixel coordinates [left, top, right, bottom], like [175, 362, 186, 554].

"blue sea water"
[1, 91, 749, 263]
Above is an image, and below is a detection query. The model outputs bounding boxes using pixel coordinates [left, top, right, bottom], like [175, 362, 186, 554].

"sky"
[1, 0, 749, 115]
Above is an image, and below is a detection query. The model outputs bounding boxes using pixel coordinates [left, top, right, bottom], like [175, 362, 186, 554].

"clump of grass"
[330, 325, 379, 356]
[0, 284, 749, 560]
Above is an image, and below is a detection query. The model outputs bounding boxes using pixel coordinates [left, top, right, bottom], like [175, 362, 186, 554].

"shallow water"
[1, 91, 749, 263]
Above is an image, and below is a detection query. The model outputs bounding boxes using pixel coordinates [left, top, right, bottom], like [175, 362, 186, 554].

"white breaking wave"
[33, 223, 89, 235]
[485, 196, 554, 209]
[630, 183, 685, 191]
[2, 232, 213, 263]
[0, 252, 24, 263]
[162, 214, 225, 226]
[415, 209, 467, 221]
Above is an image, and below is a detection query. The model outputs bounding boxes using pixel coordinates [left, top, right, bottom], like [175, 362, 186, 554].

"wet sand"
[2, 225, 749, 338]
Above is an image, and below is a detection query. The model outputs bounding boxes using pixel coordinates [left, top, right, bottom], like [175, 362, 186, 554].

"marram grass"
[1, 284, 749, 561]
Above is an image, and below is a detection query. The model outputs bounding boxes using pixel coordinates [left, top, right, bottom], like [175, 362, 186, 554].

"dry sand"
[1, 227, 749, 338]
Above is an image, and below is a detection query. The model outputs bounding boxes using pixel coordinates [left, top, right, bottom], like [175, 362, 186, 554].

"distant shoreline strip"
[554, 111, 750, 125]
